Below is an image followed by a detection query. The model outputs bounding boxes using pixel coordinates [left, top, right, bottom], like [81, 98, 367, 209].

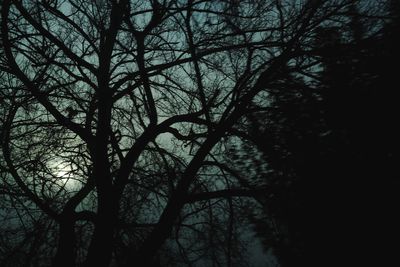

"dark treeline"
[239, 2, 400, 266]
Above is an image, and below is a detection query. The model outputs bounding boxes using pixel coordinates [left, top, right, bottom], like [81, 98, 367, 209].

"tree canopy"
[0, 0, 397, 266]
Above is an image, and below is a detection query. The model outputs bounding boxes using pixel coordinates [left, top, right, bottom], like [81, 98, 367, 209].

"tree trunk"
[84, 220, 114, 267]
[52, 217, 76, 267]
[84, 86, 115, 267]
[84, 195, 117, 267]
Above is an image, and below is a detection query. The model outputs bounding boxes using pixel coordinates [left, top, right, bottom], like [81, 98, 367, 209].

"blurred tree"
[231, 1, 400, 266]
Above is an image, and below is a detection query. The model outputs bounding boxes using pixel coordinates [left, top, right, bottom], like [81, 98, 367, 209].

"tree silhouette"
[229, 1, 399, 266]
[0, 1, 396, 266]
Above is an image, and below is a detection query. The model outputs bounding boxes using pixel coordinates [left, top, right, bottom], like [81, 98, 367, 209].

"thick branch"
[1, 1, 92, 143]
[1, 106, 58, 220]
[14, 1, 97, 75]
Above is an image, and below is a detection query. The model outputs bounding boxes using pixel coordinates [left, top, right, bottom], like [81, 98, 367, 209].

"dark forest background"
[238, 2, 400, 266]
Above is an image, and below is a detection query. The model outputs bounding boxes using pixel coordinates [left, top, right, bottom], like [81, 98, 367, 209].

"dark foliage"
[241, 3, 400, 266]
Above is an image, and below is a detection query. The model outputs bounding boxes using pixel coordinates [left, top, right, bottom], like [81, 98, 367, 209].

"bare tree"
[0, 0, 388, 266]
